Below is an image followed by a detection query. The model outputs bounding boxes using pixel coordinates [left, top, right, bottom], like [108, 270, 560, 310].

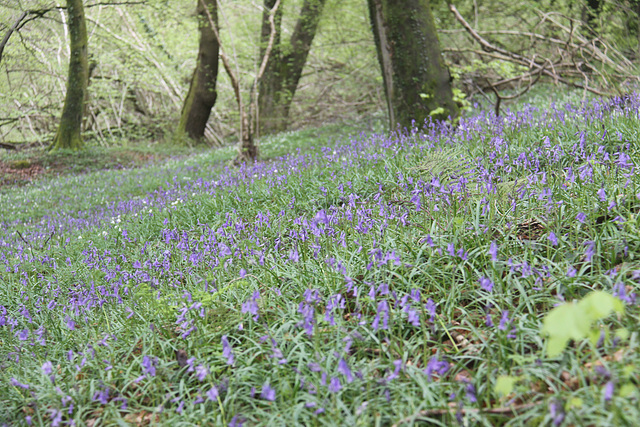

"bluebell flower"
[207, 385, 219, 401]
[328, 376, 342, 393]
[261, 382, 276, 401]
[479, 277, 493, 293]
[338, 358, 354, 383]
[222, 335, 235, 365]
[424, 356, 448, 381]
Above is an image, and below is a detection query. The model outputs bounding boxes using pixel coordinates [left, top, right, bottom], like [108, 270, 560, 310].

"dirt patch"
[0, 148, 172, 190]
[0, 160, 46, 187]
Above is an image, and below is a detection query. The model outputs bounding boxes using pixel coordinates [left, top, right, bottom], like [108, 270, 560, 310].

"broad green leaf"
[620, 384, 636, 398]
[568, 397, 583, 408]
[623, 365, 635, 378]
[547, 335, 570, 358]
[577, 291, 624, 320]
[542, 302, 590, 340]
[615, 328, 630, 341]
[495, 375, 518, 397]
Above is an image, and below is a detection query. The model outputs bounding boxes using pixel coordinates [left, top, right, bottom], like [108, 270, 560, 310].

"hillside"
[1, 95, 640, 425]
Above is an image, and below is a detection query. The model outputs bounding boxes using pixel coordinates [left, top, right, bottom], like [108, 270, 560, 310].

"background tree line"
[0, 0, 638, 161]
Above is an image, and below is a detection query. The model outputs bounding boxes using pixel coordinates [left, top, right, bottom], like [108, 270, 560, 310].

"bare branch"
[447, 3, 632, 100]
[0, 12, 27, 65]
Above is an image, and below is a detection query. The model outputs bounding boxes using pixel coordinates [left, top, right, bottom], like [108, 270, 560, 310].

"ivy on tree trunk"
[257, 0, 326, 136]
[50, 0, 88, 151]
[177, 0, 219, 143]
[368, 0, 458, 131]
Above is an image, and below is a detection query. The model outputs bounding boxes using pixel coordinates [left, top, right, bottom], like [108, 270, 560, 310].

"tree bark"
[257, 0, 326, 136]
[177, 0, 219, 143]
[50, 0, 88, 151]
[368, 0, 458, 131]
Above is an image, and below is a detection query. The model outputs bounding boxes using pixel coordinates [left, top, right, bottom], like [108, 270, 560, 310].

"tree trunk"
[257, 0, 326, 136]
[368, 0, 458, 131]
[236, 110, 257, 164]
[177, 0, 219, 143]
[50, 0, 88, 151]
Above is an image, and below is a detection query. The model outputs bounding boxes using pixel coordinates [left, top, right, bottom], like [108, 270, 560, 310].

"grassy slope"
[1, 96, 640, 426]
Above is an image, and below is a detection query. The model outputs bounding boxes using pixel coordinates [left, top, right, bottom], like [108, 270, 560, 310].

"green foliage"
[3, 86, 640, 425]
[541, 291, 624, 357]
[495, 375, 519, 397]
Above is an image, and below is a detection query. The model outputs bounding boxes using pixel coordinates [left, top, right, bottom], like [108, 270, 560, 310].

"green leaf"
[615, 328, 630, 341]
[547, 335, 570, 357]
[542, 303, 590, 346]
[542, 292, 625, 357]
[495, 375, 518, 396]
[619, 384, 636, 398]
[568, 397, 583, 408]
[577, 291, 624, 320]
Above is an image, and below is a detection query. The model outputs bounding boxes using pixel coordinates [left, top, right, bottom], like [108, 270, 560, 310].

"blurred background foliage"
[0, 0, 638, 147]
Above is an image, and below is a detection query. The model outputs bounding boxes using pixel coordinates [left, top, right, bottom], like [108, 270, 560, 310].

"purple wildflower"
[584, 241, 595, 262]
[49, 408, 63, 426]
[64, 316, 76, 331]
[597, 187, 607, 202]
[479, 277, 493, 293]
[338, 358, 354, 383]
[195, 364, 209, 381]
[489, 241, 499, 262]
[372, 300, 389, 331]
[425, 298, 436, 322]
[576, 212, 587, 223]
[10, 378, 29, 389]
[222, 335, 235, 365]
[307, 362, 322, 372]
[229, 415, 244, 427]
[613, 282, 635, 304]
[142, 355, 156, 377]
[424, 356, 448, 381]
[328, 376, 342, 393]
[548, 232, 558, 246]
[498, 311, 510, 331]
[261, 382, 276, 401]
[549, 399, 565, 426]
[241, 291, 261, 320]
[207, 385, 219, 401]
[16, 328, 29, 341]
[603, 381, 615, 401]
[465, 381, 477, 403]
[42, 361, 54, 376]
[93, 388, 109, 404]
[387, 359, 403, 381]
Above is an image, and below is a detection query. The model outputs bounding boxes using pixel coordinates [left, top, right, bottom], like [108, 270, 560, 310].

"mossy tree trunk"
[49, 0, 88, 151]
[368, 0, 458, 131]
[177, 0, 219, 143]
[257, 0, 326, 136]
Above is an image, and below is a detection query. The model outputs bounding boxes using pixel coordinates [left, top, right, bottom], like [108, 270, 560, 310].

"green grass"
[1, 94, 640, 426]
